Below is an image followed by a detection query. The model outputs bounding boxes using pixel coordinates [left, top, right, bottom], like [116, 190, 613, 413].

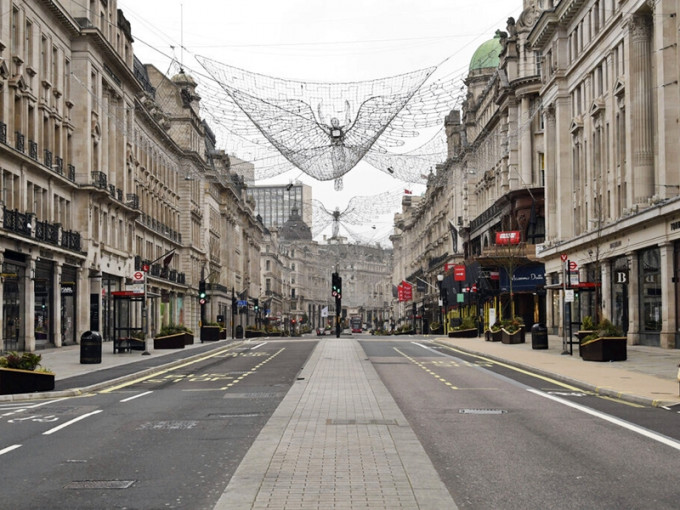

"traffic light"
[332, 272, 339, 298]
[231, 295, 237, 312]
[253, 298, 259, 312]
[199, 280, 206, 305]
[337, 276, 342, 299]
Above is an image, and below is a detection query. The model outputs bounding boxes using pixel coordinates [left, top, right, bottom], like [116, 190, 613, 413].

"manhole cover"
[65, 480, 135, 490]
[459, 409, 507, 415]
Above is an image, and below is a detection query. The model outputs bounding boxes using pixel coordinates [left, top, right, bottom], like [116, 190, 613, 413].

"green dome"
[469, 33, 502, 71]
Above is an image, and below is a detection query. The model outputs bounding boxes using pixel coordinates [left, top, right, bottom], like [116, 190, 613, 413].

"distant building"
[247, 183, 313, 229]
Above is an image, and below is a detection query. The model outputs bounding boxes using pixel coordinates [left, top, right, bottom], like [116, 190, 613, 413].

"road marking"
[433, 342, 586, 392]
[100, 346, 239, 393]
[0, 444, 22, 456]
[220, 348, 285, 390]
[120, 391, 153, 403]
[249, 342, 267, 350]
[42, 410, 103, 436]
[528, 389, 680, 451]
[394, 347, 459, 389]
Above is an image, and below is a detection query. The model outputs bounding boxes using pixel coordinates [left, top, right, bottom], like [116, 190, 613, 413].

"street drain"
[459, 409, 507, 415]
[327, 418, 398, 425]
[137, 420, 197, 430]
[65, 480, 135, 490]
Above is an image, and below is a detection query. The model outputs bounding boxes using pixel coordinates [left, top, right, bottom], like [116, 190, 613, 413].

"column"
[659, 242, 675, 348]
[0, 251, 4, 351]
[75, 267, 88, 343]
[629, 14, 654, 203]
[544, 105, 557, 240]
[520, 96, 533, 186]
[626, 251, 639, 345]
[24, 256, 36, 352]
[53, 262, 62, 347]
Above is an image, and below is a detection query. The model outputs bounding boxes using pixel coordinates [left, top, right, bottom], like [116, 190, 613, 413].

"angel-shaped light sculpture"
[311, 190, 403, 244]
[197, 56, 436, 190]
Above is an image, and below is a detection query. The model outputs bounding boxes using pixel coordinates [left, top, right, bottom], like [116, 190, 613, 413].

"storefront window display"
[639, 248, 661, 345]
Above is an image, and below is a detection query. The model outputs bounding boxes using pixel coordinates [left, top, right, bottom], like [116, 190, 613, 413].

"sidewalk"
[434, 333, 680, 407]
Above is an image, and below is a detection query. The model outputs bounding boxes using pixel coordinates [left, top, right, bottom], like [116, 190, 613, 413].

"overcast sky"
[119, 0, 519, 243]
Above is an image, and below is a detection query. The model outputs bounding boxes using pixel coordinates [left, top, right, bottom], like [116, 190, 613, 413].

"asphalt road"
[360, 336, 680, 510]
[0, 339, 317, 510]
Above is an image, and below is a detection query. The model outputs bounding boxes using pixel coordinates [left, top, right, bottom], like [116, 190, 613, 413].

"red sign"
[444, 262, 455, 272]
[495, 231, 521, 245]
[560, 253, 568, 262]
[397, 283, 404, 302]
[142, 264, 150, 272]
[454, 265, 466, 282]
[401, 281, 413, 301]
[569, 261, 578, 271]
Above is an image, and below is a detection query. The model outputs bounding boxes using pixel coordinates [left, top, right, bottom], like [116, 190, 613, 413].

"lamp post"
[437, 274, 445, 335]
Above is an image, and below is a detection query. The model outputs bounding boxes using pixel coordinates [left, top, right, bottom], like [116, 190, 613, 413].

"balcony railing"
[91, 171, 107, 189]
[53, 156, 64, 175]
[3, 208, 32, 236]
[126, 193, 139, 210]
[0, 122, 6, 144]
[15, 132, 25, 153]
[35, 220, 59, 245]
[61, 229, 81, 252]
[44, 149, 52, 168]
[68, 164, 75, 181]
[29, 140, 38, 160]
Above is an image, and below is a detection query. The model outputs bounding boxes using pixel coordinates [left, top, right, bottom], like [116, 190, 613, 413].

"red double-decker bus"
[350, 316, 362, 333]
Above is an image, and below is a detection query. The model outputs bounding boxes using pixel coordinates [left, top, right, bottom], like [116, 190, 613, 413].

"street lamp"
[437, 274, 445, 334]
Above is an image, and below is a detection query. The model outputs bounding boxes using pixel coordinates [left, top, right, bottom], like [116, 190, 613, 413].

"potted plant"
[501, 317, 525, 344]
[577, 315, 596, 343]
[201, 321, 221, 342]
[448, 316, 478, 338]
[580, 318, 627, 361]
[154, 323, 193, 349]
[485, 321, 503, 342]
[429, 321, 442, 334]
[0, 352, 55, 395]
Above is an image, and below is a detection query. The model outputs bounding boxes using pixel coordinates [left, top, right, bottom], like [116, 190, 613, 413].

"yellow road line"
[394, 347, 459, 389]
[101, 346, 248, 393]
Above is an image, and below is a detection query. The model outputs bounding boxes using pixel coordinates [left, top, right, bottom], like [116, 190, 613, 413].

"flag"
[321, 306, 329, 318]
[162, 250, 175, 267]
[448, 219, 459, 254]
[404, 189, 412, 195]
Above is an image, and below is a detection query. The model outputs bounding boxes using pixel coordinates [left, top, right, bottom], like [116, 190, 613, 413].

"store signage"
[615, 270, 628, 284]
[401, 281, 413, 301]
[454, 265, 466, 281]
[496, 231, 521, 245]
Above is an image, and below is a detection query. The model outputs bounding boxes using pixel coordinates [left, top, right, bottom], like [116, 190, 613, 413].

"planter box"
[201, 326, 221, 342]
[154, 333, 188, 349]
[501, 327, 525, 344]
[580, 336, 627, 362]
[0, 368, 55, 395]
[219, 329, 227, 340]
[245, 330, 267, 338]
[448, 328, 478, 338]
[485, 329, 503, 342]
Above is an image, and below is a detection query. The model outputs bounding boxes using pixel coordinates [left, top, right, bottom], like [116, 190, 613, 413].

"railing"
[53, 156, 64, 175]
[177, 273, 186, 284]
[126, 194, 139, 209]
[3, 208, 32, 236]
[35, 220, 59, 245]
[67, 164, 76, 181]
[91, 171, 107, 189]
[150, 263, 161, 277]
[29, 140, 38, 160]
[0, 121, 6, 144]
[44, 149, 52, 168]
[61, 229, 81, 252]
[15, 132, 25, 153]
[108, 184, 116, 197]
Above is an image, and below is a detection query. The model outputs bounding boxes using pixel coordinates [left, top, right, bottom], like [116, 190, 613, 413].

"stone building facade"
[0, 0, 261, 351]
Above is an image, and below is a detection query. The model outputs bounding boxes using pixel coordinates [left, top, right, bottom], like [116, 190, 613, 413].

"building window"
[639, 248, 661, 332]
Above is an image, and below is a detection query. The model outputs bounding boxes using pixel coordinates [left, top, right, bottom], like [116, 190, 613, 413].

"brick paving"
[214, 338, 456, 509]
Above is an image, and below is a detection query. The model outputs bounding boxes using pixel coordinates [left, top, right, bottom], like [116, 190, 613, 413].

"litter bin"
[80, 330, 102, 364]
[531, 323, 548, 350]
[235, 325, 244, 339]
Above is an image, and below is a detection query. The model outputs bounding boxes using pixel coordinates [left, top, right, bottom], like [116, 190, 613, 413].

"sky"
[119, 0, 520, 244]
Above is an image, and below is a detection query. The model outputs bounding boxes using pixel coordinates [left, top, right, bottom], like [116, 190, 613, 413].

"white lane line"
[249, 342, 267, 350]
[412, 342, 444, 355]
[0, 444, 22, 456]
[42, 410, 103, 436]
[120, 391, 153, 403]
[528, 389, 680, 452]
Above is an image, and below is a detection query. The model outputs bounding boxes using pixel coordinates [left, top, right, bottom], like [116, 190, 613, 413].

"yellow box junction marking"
[394, 347, 459, 390]
[220, 348, 285, 390]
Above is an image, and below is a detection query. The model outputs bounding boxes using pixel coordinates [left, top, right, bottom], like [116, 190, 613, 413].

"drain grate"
[65, 480, 135, 490]
[137, 420, 197, 430]
[327, 418, 398, 425]
[459, 408, 507, 415]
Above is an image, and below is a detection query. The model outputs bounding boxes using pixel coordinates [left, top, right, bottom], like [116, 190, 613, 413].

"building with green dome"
[468, 33, 503, 72]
